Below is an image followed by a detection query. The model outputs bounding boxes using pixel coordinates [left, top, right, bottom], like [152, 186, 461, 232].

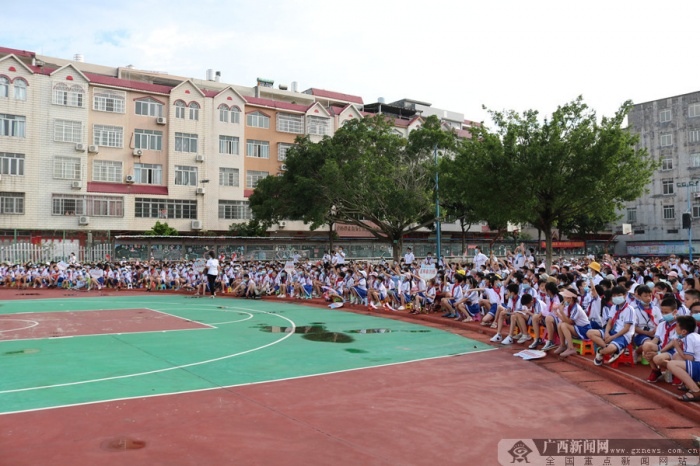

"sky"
[2, 0, 699, 126]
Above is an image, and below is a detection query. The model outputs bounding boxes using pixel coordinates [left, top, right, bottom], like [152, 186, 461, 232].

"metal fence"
[0, 243, 113, 264]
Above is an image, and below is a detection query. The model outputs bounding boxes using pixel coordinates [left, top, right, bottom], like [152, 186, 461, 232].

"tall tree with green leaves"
[144, 221, 178, 236]
[457, 97, 657, 268]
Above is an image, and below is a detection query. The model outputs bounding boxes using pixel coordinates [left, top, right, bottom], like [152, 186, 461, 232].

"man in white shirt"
[473, 247, 488, 271]
[333, 247, 346, 266]
[404, 247, 415, 266]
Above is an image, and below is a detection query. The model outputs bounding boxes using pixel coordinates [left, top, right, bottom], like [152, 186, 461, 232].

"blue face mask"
[662, 313, 675, 323]
[522, 284, 531, 290]
[677, 283, 683, 292]
[612, 296, 626, 305]
[583, 286, 590, 293]
[693, 314, 700, 322]
[646, 282, 654, 289]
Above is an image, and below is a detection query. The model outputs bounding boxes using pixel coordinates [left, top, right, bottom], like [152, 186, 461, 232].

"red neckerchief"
[662, 322, 677, 347]
[675, 292, 685, 303]
[565, 301, 576, 318]
[511, 296, 518, 310]
[610, 302, 629, 326]
[638, 302, 654, 325]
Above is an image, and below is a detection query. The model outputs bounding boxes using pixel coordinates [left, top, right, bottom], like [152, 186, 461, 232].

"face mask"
[612, 296, 626, 305]
[522, 284, 531, 290]
[662, 313, 675, 323]
[583, 286, 590, 293]
[646, 282, 654, 289]
[693, 314, 700, 322]
[677, 283, 683, 292]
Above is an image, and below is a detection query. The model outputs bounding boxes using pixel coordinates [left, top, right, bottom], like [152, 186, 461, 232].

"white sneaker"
[490, 334, 502, 343]
[501, 335, 514, 345]
[369, 302, 378, 310]
[397, 306, 405, 311]
[517, 334, 533, 344]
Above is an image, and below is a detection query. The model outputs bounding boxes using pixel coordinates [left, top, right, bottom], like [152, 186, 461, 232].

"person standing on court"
[473, 246, 488, 271]
[404, 247, 415, 267]
[205, 250, 221, 298]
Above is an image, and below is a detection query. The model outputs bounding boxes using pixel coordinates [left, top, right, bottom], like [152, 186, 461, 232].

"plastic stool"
[572, 339, 595, 356]
[528, 326, 546, 340]
[605, 343, 635, 368]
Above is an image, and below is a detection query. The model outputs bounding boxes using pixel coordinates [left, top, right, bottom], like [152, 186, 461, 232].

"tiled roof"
[87, 182, 169, 196]
[245, 96, 309, 113]
[305, 88, 363, 105]
[0, 47, 35, 58]
[85, 73, 172, 94]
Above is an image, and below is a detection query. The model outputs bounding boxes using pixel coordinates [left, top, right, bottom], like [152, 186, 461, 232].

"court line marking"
[0, 305, 295, 395]
[0, 319, 40, 333]
[0, 348, 496, 416]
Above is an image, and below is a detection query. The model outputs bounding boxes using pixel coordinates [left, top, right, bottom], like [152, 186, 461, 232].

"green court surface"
[0, 296, 491, 415]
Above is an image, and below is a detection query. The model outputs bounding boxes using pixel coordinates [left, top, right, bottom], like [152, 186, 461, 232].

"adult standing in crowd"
[205, 250, 220, 298]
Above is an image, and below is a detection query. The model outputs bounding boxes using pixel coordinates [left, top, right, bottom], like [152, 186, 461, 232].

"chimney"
[215, 71, 221, 82]
[73, 53, 84, 63]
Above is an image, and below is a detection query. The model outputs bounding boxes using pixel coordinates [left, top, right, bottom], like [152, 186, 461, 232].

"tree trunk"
[544, 226, 553, 271]
[460, 219, 466, 255]
[392, 235, 403, 264]
[328, 221, 334, 254]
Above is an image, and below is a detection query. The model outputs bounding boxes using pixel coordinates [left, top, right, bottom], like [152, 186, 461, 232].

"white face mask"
[612, 296, 626, 305]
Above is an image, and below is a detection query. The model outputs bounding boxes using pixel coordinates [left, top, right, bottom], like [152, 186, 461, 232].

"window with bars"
[218, 104, 229, 123]
[189, 102, 200, 121]
[0, 77, 7, 98]
[135, 198, 197, 219]
[0, 152, 24, 176]
[661, 157, 673, 171]
[13, 79, 26, 101]
[246, 140, 269, 158]
[627, 208, 637, 223]
[175, 165, 198, 186]
[134, 129, 163, 150]
[51, 194, 124, 217]
[247, 111, 270, 128]
[278, 143, 294, 161]
[175, 132, 198, 153]
[660, 133, 673, 147]
[693, 204, 700, 219]
[659, 109, 672, 123]
[53, 156, 81, 180]
[219, 135, 239, 155]
[93, 125, 123, 148]
[219, 167, 240, 187]
[175, 101, 186, 119]
[92, 160, 123, 183]
[53, 82, 85, 107]
[231, 106, 241, 124]
[277, 113, 304, 133]
[662, 178, 674, 195]
[663, 205, 675, 220]
[690, 103, 700, 118]
[0, 114, 25, 137]
[689, 130, 700, 144]
[307, 116, 330, 136]
[246, 170, 268, 188]
[135, 98, 163, 117]
[134, 163, 162, 185]
[218, 200, 252, 219]
[692, 153, 700, 168]
[54, 119, 82, 143]
[0, 192, 24, 214]
[93, 89, 125, 113]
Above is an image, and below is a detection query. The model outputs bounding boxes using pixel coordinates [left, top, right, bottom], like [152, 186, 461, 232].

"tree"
[250, 115, 455, 261]
[144, 221, 178, 236]
[458, 97, 658, 269]
[228, 219, 269, 237]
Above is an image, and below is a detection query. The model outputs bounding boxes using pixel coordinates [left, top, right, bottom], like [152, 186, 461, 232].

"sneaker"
[368, 302, 378, 310]
[560, 348, 577, 358]
[606, 350, 623, 365]
[397, 306, 405, 311]
[672, 376, 683, 386]
[517, 334, 533, 344]
[541, 341, 557, 351]
[501, 335, 514, 345]
[528, 339, 542, 350]
[490, 333, 502, 343]
[646, 370, 663, 383]
[553, 346, 567, 355]
[383, 303, 395, 311]
[593, 349, 604, 366]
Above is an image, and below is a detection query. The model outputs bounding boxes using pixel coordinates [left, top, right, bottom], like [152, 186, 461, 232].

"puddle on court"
[100, 436, 147, 452]
[3, 348, 40, 356]
[260, 325, 354, 343]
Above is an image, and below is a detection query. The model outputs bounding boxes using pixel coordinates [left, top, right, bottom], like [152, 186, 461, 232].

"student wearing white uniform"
[642, 297, 680, 383]
[666, 316, 700, 402]
[589, 286, 636, 366]
[553, 288, 591, 358]
[205, 250, 220, 298]
[404, 247, 415, 266]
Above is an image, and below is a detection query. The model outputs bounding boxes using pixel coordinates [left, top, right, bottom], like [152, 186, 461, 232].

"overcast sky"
[2, 0, 698, 125]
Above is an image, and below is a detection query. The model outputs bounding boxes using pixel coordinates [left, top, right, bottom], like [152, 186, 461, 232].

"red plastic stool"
[527, 326, 546, 340]
[605, 343, 635, 368]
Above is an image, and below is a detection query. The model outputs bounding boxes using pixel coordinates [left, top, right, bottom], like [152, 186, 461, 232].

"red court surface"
[1, 349, 666, 466]
[0, 308, 210, 341]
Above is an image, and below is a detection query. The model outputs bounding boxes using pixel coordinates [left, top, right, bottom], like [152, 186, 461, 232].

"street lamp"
[434, 144, 442, 267]
[676, 180, 699, 262]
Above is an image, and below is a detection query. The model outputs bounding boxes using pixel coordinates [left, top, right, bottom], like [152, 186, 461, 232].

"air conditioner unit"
[125, 175, 135, 184]
[75, 143, 86, 152]
[156, 117, 167, 125]
[280, 164, 288, 171]
[191, 220, 203, 230]
[196, 187, 205, 195]
[278, 221, 286, 228]
[78, 216, 89, 225]
[71, 181, 82, 189]
[195, 154, 204, 162]
[133, 149, 143, 157]
[88, 145, 99, 154]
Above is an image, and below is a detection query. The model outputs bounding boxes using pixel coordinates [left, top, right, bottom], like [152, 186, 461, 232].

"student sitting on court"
[553, 288, 592, 358]
[642, 297, 680, 383]
[632, 285, 663, 362]
[588, 286, 637, 366]
[440, 273, 465, 319]
[490, 283, 522, 343]
[479, 275, 502, 326]
[666, 316, 700, 401]
[540, 282, 563, 351]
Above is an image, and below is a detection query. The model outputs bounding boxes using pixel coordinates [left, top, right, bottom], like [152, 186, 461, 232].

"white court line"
[0, 305, 295, 395]
[0, 319, 39, 333]
[0, 348, 496, 416]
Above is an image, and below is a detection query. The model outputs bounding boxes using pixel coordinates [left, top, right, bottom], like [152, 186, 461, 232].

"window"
[307, 116, 330, 136]
[175, 101, 186, 119]
[627, 208, 637, 223]
[0, 114, 25, 137]
[53, 156, 81, 180]
[219, 168, 239, 187]
[219, 135, 239, 155]
[219, 200, 252, 220]
[135, 198, 197, 219]
[54, 119, 82, 143]
[231, 106, 241, 124]
[277, 113, 304, 133]
[247, 111, 270, 128]
[246, 170, 268, 188]
[93, 125, 123, 148]
[662, 178, 674, 195]
[690, 103, 700, 118]
[218, 104, 229, 123]
[12, 79, 26, 101]
[660, 133, 673, 147]
[134, 163, 162, 185]
[661, 157, 673, 171]
[0, 77, 7, 98]
[0, 153, 24, 176]
[692, 153, 700, 168]
[663, 205, 675, 220]
[52, 194, 84, 216]
[246, 140, 269, 158]
[175, 132, 198, 153]
[53, 83, 84, 107]
[93, 89, 125, 113]
[0, 192, 24, 214]
[175, 165, 197, 186]
[92, 160, 123, 182]
[134, 129, 163, 151]
[188, 102, 200, 121]
[659, 109, 671, 123]
[135, 98, 163, 117]
[689, 130, 700, 144]
[278, 143, 294, 161]
[51, 194, 123, 217]
[693, 204, 700, 219]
